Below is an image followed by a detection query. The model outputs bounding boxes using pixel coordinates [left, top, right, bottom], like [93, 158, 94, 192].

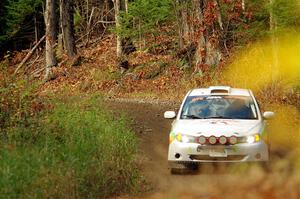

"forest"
[0, 0, 300, 198]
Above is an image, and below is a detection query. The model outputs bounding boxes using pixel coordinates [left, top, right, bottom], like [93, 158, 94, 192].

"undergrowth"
[0, 73, 140, 198]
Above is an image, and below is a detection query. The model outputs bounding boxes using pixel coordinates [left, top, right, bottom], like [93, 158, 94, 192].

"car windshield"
[180, 95, 258, 120]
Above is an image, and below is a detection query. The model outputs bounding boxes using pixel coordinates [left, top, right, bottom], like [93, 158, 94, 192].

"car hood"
[172, 119, 263, 137]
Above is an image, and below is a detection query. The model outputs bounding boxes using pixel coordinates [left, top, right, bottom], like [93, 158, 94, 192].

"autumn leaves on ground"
[1, 0, 300, 198]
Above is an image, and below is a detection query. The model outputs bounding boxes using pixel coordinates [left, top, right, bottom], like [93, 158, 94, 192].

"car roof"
[189, 86, 251, 97]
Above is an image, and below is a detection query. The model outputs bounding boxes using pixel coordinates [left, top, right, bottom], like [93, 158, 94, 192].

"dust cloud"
[113, 33, 300, 199]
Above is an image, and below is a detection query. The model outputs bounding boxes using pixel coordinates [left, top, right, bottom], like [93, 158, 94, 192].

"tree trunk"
[112, 0, 135, 72]
[173, 0, 184, 49]
[60, 0, 77, 57]
[45, 0, 57, 81]
[195, 0, 222, 70]
[112, 0, 122, 59]
[242, 0, 245, 11]
[125, 0, 128, 13]
[181, 3, 190, 40]
[174, 0, 192, 49]
[175, 0, 222, 70]
[194, 0, 205, 67]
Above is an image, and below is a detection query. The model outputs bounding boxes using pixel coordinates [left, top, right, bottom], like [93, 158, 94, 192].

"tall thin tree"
[45, 0, 57, 81]
[60, 0, 77, 57]
[112, 0, 122, 59]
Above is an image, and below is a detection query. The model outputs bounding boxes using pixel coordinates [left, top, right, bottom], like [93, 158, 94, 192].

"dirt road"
[107, 100, 299, 199]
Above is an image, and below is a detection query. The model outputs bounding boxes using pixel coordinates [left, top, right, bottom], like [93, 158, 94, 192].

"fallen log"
[14, 35, 46, 75]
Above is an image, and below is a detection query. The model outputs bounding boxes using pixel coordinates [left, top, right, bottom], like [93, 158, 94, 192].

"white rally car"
[164, 86, 274, 172]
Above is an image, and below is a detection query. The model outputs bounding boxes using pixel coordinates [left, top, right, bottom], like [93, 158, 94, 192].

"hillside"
[3, 30, 299, 107]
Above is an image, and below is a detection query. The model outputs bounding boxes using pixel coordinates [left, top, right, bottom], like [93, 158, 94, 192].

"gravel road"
[107, 100, 299, 199]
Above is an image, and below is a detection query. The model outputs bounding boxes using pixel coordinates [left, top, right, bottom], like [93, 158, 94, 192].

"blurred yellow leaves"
[224, 32, 300, 91]
[266, 104, 300, 148]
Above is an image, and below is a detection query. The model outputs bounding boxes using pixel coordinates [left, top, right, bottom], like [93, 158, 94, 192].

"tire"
[260, 161, 271, 172]
[246, 161, 271, 173]
[170, 163, 198, 175]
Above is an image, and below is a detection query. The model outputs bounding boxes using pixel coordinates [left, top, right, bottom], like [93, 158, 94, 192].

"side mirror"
[263, 111, 275, 120]
[164, 111, 176, 119]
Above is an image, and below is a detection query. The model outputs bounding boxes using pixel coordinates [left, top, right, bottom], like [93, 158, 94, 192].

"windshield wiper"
[204, 116, 234, 119]
[183, 114, 205, 119]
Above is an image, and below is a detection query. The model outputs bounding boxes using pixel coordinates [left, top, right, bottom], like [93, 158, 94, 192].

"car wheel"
[247, 161, 271, 173]
[170, 163, 198, 175]
[260, 161, 271, 172]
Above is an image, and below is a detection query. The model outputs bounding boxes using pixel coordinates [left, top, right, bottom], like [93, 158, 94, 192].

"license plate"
[209, 149, 227, 157]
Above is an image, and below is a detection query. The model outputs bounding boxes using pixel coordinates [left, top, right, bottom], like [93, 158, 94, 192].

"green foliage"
[117, 0, 173, 40]
[218, 0, 299, 47]
[0, 69, 39, 132]
[74, 8, 83, 33]
[269, 0, 300, 29]
[0, 0, 8, 47]
[0, 0, 42, 50]
[5, 0, 43, 37]
[0, 77, 140, 198]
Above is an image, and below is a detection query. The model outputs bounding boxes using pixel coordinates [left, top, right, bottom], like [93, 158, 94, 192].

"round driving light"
[229, 136, 238, 145]
[219, 136, 227, 145]
[198, 136, 206, 144]
[208, 136, 217, 145]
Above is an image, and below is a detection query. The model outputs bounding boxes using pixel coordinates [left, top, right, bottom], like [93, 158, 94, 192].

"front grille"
[190, 155, 246, 161]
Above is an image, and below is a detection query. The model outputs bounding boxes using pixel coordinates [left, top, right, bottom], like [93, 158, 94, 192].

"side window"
[250, 104, 257, 118]
[180, 97, 192, 117]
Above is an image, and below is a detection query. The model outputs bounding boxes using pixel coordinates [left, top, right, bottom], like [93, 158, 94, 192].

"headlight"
[246, 134, 260, 144]
[175, 133, 196, 143]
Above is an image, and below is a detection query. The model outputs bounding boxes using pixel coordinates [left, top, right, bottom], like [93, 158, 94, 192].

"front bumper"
[168, 141, 269, 163]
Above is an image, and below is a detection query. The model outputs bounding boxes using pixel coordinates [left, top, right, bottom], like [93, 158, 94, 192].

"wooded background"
[0, 0, 300, 79]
